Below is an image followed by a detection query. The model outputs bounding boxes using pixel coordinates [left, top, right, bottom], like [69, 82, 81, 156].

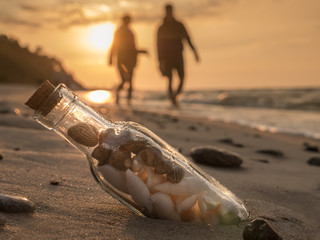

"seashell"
[131, 157, 144, 172]
[146, 168, 166, 193]
[154, 158, 173, 174]
[137, 167, 148, 183]
[167, 166, 185, 183]
[137, 146, 162, 167]
[150, 192, 181, 221]
[98, 128, 115, 145]
[119, 140, 148, 154]
[67, 122, 99, 147]
[180, 203, 202, 223]
[110, 150, 132, 171]
[197, 194, 208, 215]
[176, 194, 198, 213]
[91, 145, 112, 166]
[99, 128, 134, 149]
[98, 165, 129, 194]
[154, 177, 208, 196]
[126, 169, 152, 213]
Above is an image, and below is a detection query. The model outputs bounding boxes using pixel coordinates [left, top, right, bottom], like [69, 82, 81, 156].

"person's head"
[165, 4, 173, 18]
[122, 14, 131, 26]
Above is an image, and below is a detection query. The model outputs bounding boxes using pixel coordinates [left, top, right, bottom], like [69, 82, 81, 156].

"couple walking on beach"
[109, 3, 199, 107]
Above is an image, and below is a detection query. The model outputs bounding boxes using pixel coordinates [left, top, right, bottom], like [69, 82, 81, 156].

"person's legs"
[127, 68, 134, 105]
[116, 64, 126, 104]
[173, 55, 184, 106]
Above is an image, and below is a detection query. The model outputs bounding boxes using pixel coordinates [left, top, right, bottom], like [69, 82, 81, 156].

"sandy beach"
[0, 84, 319, 240]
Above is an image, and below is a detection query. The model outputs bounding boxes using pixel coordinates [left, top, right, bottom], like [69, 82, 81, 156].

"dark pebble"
[0, 152, 3, 160]
[243, 218, 282, 240]
[50, 180, 60, 185]
[0, 194, 35, 213]
[218, 138, 244, 148]
[303, 142, 319, 152]
[13, 147, 20, 151]
[307, 157, 320, 167]
[256, 149, 284, 158]
[255, 159, 269, 164]
[188, 125, 197, 131]
[190, 146, 243, 168]
[0, 213, 6, 226]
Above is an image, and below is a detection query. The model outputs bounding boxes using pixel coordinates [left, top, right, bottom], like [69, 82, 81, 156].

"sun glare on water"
[86, 90, 112, 104]
[87, 23, 115, 51]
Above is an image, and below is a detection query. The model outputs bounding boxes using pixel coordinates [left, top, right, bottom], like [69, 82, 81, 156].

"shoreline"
[0, 83, 319, 239]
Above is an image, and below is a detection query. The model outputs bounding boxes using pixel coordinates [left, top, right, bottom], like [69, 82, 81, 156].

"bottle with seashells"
[25, 80, 249, 225]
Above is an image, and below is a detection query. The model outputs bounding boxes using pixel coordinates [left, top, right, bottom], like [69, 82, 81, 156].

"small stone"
[0, 152, 3, 160]
[50, 180, 60, 185]
[243, 218, 282, 240]
[256, 149, 284, 158]
[218, 138, 244, 148]
[13, 147, 20, 151]
[0, 213, 6, 226]
[0, 194, 35, 213]
[307, 157, 320, 167]
[303, 142, 319, 152]
[188, 125, 197, 131]
[190, 146, 243, 168]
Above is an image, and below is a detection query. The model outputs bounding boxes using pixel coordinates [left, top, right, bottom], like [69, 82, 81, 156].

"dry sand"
[0, 84, 319, 239]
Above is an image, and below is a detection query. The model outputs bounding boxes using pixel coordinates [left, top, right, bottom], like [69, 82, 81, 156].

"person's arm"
[182, 24, 200, 62]
[108, 32, 118, 65]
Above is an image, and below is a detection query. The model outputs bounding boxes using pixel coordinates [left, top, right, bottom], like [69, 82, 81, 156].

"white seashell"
[154, 177, 208, 196]
[197, 194, 208, 215]
[146, 168, 166, 193]
[150, 192, 181, 221]
[131, 157, 143, 172]
[176, 194, 198, 213]
[126, 169, 152, 213]
[98, 165, 129, 194]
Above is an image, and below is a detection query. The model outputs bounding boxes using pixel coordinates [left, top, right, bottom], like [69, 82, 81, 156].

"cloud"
[0, 0, 232, 29]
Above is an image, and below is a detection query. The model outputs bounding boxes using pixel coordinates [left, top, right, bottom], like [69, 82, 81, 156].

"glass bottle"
[25, 81, 249, 224]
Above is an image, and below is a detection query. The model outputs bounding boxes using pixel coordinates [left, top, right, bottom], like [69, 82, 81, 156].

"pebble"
[0, 152, 3, 160]
[0, 194, 35, 213]
[218, 138, 244, 148]
[256, 149, 284, 158]
[50, 180, 60, 185]
[307, 157, 320, 167]
[243, 218, 282, 240]
[190, 146, 243, 168]
[0, 213, 6, 226]
[303, 142, 319, 152]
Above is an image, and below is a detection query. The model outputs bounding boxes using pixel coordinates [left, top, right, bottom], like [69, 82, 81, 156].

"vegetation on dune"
[0, 34, 84, 90]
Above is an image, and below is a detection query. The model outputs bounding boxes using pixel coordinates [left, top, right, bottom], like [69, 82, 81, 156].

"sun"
[87, 22, 115, 51]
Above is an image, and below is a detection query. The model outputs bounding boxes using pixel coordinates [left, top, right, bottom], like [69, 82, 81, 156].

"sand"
[0, 84, 319, 240]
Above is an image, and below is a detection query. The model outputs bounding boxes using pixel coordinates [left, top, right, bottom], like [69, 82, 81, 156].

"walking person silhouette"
[157, 3, 199, 107]
[109, 14, 148, 105]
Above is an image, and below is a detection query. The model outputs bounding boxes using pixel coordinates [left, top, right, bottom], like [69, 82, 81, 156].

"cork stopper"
[25, 80, 62, 116]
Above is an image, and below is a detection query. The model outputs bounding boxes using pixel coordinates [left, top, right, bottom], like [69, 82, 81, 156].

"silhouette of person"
[157, 3, 199, 107]
[109, 14, 147, 105]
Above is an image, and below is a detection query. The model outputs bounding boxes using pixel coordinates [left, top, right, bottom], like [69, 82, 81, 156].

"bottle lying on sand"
[25, 80, 249, 225]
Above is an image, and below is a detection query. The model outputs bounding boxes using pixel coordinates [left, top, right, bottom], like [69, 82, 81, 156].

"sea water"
[130, 88, 320, 140]
[79, 88, 320, 140]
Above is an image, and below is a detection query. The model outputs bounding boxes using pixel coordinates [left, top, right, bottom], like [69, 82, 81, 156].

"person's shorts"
[160, 54, 184, 77]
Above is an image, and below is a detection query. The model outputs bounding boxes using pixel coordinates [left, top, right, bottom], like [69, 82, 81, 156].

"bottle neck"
[32, 83, 113, 154]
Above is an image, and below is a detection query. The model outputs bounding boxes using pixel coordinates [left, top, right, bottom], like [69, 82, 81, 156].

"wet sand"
[0, 84, 319, 239]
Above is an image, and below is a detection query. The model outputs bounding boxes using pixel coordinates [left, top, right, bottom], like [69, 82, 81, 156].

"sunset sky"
[0, 0, 319, 90]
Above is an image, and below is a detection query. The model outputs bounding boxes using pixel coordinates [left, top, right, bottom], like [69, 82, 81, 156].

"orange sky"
[0, 0, 319, 90]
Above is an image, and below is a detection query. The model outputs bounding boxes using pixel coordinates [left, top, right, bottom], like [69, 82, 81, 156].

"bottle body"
[30, 83, 249, 224]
